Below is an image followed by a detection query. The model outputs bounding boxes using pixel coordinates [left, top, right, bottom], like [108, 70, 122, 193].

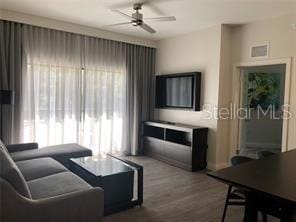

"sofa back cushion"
[0, 139, 9, 153]
[0, 142, 32, 199]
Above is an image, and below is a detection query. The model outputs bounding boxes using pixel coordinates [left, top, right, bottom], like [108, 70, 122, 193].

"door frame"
[230, 57, 292, 156]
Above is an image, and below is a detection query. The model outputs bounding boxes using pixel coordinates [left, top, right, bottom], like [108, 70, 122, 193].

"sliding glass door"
[20, 26, 126, 155]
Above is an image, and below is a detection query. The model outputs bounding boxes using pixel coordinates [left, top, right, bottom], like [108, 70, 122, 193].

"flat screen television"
[155, 72, 201, 111]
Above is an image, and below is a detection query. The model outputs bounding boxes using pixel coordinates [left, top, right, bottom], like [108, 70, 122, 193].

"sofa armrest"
[1, 178, 104, 222]
[6, 143, 39, 153]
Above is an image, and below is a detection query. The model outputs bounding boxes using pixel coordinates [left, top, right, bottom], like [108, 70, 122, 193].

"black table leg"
[282, 205, 296, 222]
[137, 166, 143, 205]
[244, 192, 258, 222]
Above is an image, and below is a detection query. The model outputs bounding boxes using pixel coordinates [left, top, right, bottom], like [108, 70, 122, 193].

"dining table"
[208, 149, 296, 222]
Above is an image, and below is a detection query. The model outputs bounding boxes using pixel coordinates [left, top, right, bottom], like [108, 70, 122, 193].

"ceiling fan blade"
[139, 23, 156, 34]
[103, 22, 132, 28]
[111, 10, 133, 19]
[144, 16, 176, 23]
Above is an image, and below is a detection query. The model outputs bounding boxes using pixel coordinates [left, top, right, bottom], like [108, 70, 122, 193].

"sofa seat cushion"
[27, 172, 92, 199]
[10, 143, 92, 162]
[16, 158, 68, 181]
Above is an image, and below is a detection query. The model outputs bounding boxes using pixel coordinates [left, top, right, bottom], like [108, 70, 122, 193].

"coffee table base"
[69, 154, 143, 216]
[104, 154, 143, 216]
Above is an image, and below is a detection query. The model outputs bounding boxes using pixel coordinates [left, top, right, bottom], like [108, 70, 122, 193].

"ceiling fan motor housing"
[132, 12, 143, 26]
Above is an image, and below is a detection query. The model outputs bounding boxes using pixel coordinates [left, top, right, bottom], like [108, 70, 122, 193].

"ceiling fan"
[105, 3, 176, 34]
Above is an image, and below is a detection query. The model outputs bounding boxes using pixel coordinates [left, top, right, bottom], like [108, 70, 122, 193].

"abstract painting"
[247, 73, 281, 110]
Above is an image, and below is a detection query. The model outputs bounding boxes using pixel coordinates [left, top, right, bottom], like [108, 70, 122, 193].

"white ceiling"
[0, 0, 296, 40]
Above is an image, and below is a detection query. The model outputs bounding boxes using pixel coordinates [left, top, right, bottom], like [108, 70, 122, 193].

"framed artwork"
[247, 72, 281, 110]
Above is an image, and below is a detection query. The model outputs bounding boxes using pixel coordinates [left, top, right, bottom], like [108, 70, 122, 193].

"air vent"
[250, 43, 269, 59]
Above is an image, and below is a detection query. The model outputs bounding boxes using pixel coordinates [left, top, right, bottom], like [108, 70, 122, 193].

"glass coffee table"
[69, 154, 143, 215]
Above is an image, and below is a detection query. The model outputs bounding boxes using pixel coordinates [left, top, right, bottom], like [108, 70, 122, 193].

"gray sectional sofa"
[0, 140, 104, 222]
[7, 142, 92, 164]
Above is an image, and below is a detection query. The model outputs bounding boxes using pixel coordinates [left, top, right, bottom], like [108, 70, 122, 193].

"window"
[21, 28, 127, 155]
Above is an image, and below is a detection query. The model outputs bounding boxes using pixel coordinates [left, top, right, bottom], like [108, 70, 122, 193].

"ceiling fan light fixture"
[132, 20, 138, 26]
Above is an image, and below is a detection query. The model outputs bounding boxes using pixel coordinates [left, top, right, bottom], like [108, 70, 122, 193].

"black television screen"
[155, 72, 201, 111]
[165, 76, 193, 108]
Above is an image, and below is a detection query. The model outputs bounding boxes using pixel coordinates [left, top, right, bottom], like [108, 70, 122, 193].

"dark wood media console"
[142, 121, 208, 171]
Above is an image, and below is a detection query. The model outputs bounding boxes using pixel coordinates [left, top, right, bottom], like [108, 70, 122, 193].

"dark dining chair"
[221, 155, 268, 222]
[257, 150, 276, 159]
[254, 151, 289, 222]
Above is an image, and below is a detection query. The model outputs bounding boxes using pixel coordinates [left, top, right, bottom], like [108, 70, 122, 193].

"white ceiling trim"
[0, 9, 157, 48]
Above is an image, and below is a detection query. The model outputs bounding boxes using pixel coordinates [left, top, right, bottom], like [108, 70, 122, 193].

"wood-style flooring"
[104, 156, 278, 222]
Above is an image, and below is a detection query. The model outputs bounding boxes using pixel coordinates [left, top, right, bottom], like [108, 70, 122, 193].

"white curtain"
[21, 26, 127, 155]
[81, 37, 127, 155]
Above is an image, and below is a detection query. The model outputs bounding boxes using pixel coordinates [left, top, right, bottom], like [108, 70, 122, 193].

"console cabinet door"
[144, 137, 166, 156]
[164, 142, 192, 166]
